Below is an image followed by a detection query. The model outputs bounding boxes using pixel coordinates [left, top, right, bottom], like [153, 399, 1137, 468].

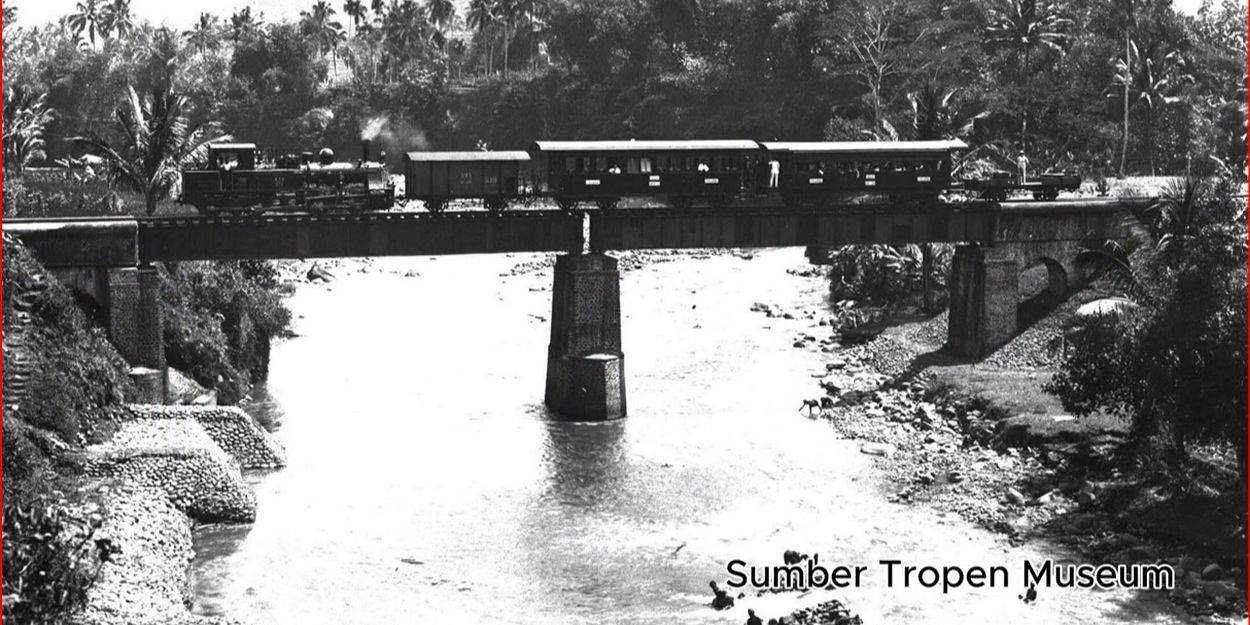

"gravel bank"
[84, 419, 257, 523]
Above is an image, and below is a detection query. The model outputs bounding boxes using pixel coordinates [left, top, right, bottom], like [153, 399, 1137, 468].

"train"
[179, 138, 1082, 214]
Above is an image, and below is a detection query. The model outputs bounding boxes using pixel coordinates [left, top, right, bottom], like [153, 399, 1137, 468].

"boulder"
[1201, 563, 1226, 581]
[306, 263, 336, 282]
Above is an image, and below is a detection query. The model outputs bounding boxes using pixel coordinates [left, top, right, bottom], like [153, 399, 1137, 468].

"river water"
[190, 249, 1188, 625]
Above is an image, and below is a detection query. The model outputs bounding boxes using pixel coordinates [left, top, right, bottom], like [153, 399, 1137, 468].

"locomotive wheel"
[1033, 192, 1046, 201]
[485, 197, 509, 212]
[596, 198, 619, 210]
[425, 199, 447, 213]
[557, 198, 578, 212]
[1044, 191, 1060, 201]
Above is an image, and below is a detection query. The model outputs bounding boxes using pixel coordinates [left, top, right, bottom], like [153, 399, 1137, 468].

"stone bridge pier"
[946, 241, 1086, 358]
[544, 253, 627, 420]
[107, 266, 167, 403]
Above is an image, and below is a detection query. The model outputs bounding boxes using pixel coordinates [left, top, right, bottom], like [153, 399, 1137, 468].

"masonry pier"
[947, 244, 1018, 358]
[108, 266, 167, 403]
[544, 254, 626, 420]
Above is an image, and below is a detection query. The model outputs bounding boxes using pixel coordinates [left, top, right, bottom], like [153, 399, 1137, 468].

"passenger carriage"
[759, 140, 967, 205]
[528, 140, 762, 210]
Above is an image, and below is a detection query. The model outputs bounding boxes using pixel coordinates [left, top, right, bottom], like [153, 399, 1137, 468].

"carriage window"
[627, 158, 640, 174]
[641, 157, 652, 173]
[564, 157, 576, 173]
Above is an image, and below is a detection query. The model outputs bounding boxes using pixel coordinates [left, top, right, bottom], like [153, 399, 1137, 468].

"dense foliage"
[159, 261, 293, 404]
[2, 0, 1244, 180]
[1047, 176, 1247, 481]
[2, 499, 115, 625]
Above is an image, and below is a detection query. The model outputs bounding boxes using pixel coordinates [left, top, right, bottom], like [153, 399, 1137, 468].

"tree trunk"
[146, 191, 159, 216]
[1120, 33, 1130, 178]
[921, 243, 934, 313]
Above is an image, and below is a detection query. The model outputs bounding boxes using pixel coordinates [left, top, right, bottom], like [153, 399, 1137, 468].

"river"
[190, 249, 1188, 624]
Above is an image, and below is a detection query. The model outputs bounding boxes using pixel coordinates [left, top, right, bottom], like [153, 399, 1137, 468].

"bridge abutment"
[947, 245, 1018, 358]
[544, 253, 626, 420]
[108, 266, 167, 403]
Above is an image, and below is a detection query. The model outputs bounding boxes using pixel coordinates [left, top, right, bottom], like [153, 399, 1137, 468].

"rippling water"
[190, 249, 1189, 624]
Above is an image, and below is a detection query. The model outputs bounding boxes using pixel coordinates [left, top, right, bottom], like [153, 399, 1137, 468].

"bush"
[159, 261, 292, 403]
[1047, 178, 1247, 482]
[1, 174, 124, 219]
[2, 499, 115, 625]
[827, 243, 951, 309]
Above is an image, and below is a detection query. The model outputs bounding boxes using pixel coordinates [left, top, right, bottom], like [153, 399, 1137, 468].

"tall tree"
[67, 0, 104, 47]
[184, 13, 221, 54]
[229, 7, 262, 42]
[343, 0, 367, 36]
[983, 0, 1072, 150]
[99, 0, 134, 39]
[467, 0, 496, 76]
[73, 86, 228, 215]
[823, 0, 926, 126]
[1108, 0, 1148, 177]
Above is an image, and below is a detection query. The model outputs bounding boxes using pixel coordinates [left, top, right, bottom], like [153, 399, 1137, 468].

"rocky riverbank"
[757, 265, 1247, 622]
[67, 404, 285, 624]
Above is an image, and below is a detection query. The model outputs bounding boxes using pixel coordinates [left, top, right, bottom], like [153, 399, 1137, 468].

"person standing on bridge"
[1016, 152, 1030, 185]
[768, 159, 781, 188]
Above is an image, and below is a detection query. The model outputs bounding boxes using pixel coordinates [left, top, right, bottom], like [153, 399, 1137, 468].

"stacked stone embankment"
[68, 485, 246, 625]
[84, 418, 257, 523]
[117, 404, 287, 469]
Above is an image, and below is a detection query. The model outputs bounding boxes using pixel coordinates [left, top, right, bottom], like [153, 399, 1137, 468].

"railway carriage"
[529, 139, 761, 209]
[760, 140, 966, 205]
[403, 150, 532, 212]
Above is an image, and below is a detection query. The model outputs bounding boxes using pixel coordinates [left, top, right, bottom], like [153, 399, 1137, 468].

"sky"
[4, 0, 1232, 30]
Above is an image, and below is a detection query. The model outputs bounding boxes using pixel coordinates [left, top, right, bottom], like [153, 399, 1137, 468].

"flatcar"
[960, 169, 1081, 201]
[180, 141, 395, 214]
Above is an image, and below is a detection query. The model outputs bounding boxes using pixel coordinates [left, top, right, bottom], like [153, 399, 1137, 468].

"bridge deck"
[3, 199, 1137, 267]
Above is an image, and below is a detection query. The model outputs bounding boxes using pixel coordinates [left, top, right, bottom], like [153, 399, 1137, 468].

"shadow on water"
[537, 407, 630, 510]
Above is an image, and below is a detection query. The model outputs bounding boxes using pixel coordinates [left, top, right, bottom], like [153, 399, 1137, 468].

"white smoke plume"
[360, 116, 431, 155]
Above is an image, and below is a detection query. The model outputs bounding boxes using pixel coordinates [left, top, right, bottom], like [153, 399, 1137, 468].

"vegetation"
[1, 0, 1243, 177]
[1048, 175, 1247, 485]
[2, 498, 116, 625]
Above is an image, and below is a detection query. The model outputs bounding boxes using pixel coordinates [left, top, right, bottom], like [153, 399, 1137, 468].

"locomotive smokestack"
[361, 139, 371, 163]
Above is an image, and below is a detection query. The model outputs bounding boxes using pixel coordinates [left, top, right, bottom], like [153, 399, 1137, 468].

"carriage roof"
[760, 140, 967, 154]
[404, 151, 532, 162]
[530, 140, 761, 152]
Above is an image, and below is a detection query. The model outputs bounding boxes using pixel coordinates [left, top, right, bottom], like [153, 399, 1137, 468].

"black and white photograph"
[1, 0, 1247, 623]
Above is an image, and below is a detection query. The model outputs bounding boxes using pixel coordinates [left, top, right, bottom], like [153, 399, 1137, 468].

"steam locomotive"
[404, 139, 1083, 212]
[179, 140, 395, 213]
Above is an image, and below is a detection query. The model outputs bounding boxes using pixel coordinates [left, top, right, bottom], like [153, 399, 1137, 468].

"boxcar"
[529, 140, 762, 209]
[403, 151, 532, 212]
[759, 140, 966, 205]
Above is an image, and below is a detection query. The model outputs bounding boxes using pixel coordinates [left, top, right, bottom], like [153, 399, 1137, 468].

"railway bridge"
[4, 199, 1140, 420]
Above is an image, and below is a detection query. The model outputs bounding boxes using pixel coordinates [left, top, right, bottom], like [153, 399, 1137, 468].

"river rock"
[306, 263, 335, 282]
[1005, 487, 1027, 506]
[860, 442, 896, 457]
[1201, 563, 1226, 580]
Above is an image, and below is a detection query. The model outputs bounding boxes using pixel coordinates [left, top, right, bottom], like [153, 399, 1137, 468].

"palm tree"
[3, 86, 55, 175]
[983, 0, 1072, 149]
[382, 0, 430, 78]
[1120, 42, 1195, 173]
[229, 7, 262, 42]
[67, 0, 104, 47]
[495, 0, 518, 78]
[343, 0, 367, 36]
[184, 13, 221, 54]
[428, 0, 455, 57]
[467, 0, 496, 76]
[1109, 0, 1147, 177]
[301, 1, 345, 58]
[72, 86, 228, 215]
[99, 0, 134, 39]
